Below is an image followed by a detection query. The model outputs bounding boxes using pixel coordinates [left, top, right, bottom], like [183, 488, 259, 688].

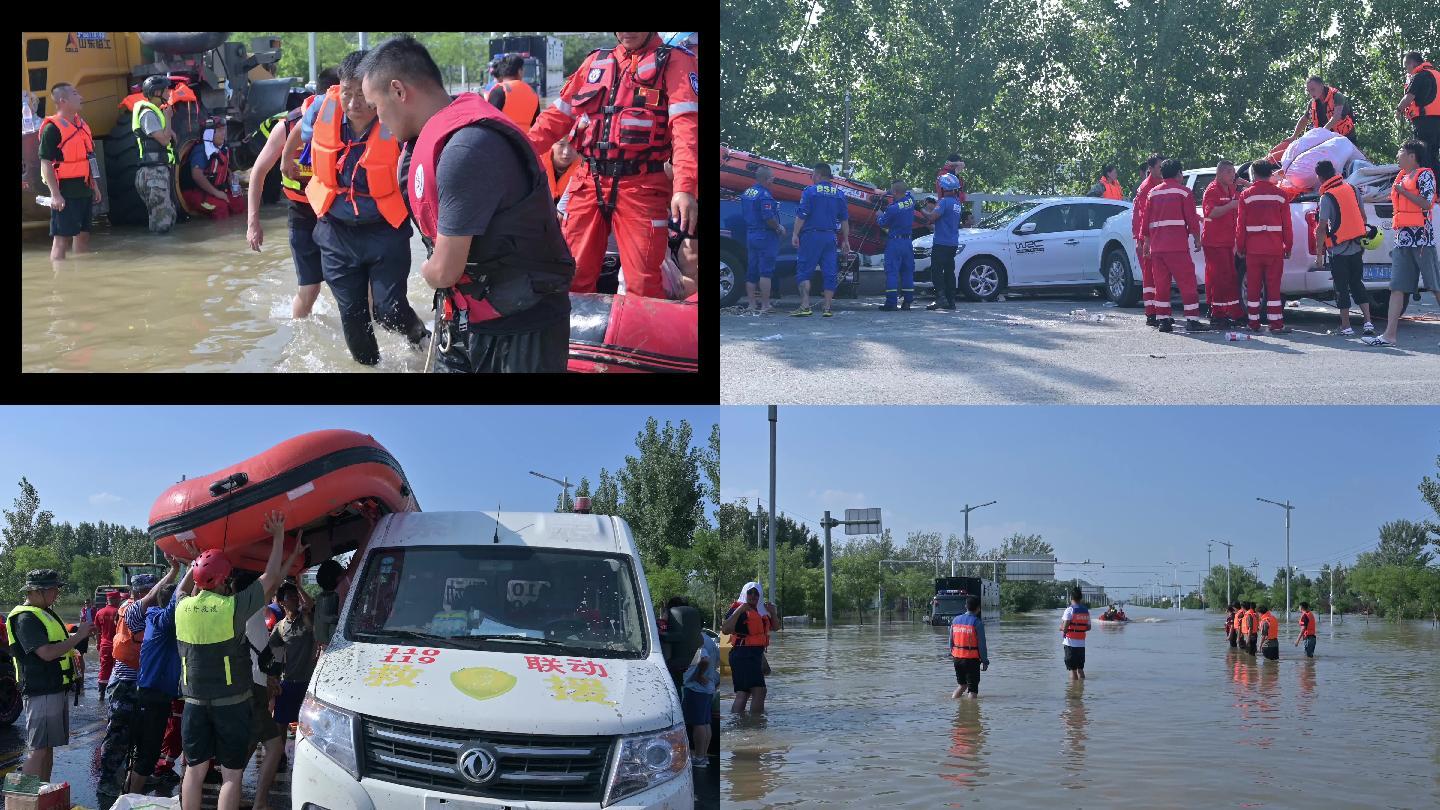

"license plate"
[1362, 264, 1391, 282]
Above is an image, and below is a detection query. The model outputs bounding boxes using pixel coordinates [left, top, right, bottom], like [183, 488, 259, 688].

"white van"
[290, 511, 694, 810]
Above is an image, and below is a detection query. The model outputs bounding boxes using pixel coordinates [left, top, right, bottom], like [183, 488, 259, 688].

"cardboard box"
[3, 780, 70, 810]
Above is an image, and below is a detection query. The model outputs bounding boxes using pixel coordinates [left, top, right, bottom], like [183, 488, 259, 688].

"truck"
[488, 35, 566, 98]
[21, 32, 293, 233]
[926, 577, 986, 625]
[1096, 166, 1414, 315]
[291, 510, 695, 810]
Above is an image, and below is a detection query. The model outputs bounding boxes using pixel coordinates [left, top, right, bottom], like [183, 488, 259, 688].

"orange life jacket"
[40, 113, 94, 183]
[119, 92, 148, 113]
[541, 149, 581, 203]
[111, 600, 144, 670]
[166, 81, 198, 106]
[1239, 610, 1252, 634]
[1298, 610, 1316, 638]
[951, 621, 980, 659]
[1391, 167, 1435, 229]
[305, 85, 409, 229]
[1100, 176, 1123, 200]
[497, 78, 539, 129]
[730, 603, 771, 647]
[1063, 606, 1090, 641]
[1318, 175, 1366, 248]
[1259, 612, 1278, 642]
[1403, 62, 1440, 120]
[1310, 86, 1355, 136]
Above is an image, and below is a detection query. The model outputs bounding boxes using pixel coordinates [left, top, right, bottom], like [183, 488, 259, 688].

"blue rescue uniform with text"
[878, 192, 916, 306]
[743, 183, 780, 283]
[933, 196, 961, 246]
[796, 183, 849, 291]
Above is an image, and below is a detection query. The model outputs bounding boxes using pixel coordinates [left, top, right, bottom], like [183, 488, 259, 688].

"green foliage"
[67, 556, 116, 604]
[0, 546, 62, 599]
[1357, 519, 1435, 569]
[616, 418, 705, 569]
[722, 1, 1440, 196]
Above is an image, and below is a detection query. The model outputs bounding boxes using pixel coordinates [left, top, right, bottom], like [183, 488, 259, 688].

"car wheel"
[959, 257, 1005, 302]
[0, 669, 21, 726]
[1104, 246, 1142, 307]
[720, 243, 745, 307]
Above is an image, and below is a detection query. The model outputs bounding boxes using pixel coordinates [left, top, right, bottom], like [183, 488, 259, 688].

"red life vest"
[1403, 62, 1440, 120]
[1318, 175, 1366, 248]
[951, 621, 980, 659]
[565, 35, 676, 171]
[1298, 610, 1316, 638]
[406, 92, 574, 324]
[305, 85, 409, 229]
[181, 143, 229, 192]
[1099, 176, 1123, 199]
[729, 602, 771, 647]
[40, 113, 94, 184]
[1391, 167, 1435, 229]
[1310, 86, 1355, 136]
[1063, 606, 1090, 641]
[111, 600, 145, 670]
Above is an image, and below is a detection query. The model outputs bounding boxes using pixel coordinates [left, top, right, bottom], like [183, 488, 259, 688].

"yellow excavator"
[21, 32, 295, 234]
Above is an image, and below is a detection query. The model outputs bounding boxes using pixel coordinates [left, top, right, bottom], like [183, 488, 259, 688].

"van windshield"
[346, 545, 648, 659]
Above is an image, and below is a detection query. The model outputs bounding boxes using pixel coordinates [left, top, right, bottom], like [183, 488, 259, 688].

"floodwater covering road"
[722, 607, 1440, 809]
[21, 204, 435, 373]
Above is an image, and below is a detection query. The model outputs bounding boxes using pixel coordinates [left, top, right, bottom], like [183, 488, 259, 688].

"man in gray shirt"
[1313, 160, 1374, 336]
[267, 582, 315, 728]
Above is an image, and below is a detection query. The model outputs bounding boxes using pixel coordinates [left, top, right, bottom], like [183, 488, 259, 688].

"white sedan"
[911, 197, 1132, 300]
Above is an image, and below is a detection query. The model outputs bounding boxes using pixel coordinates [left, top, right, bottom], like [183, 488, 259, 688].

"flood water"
[21, 204, 435, 372]
[722, 607, 1440, 809]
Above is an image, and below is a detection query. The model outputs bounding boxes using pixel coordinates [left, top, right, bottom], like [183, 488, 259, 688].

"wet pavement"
[722, 607, 1440, 808]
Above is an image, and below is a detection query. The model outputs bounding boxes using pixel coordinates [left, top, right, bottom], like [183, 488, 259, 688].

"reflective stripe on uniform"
[552, 98, 574, 117]
[669, 102, 698, 116]
[1246, 225, 1282, 232]
[1149, 219, 1186, 227]
[1243, 195, 1286, 204]
[1148, 187, 1189, 196]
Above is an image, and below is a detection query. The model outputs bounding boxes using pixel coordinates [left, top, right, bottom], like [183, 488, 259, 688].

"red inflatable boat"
[720, 144, 890, 253]
[568, 293, 697, 373]
[148, 430, 418, 574]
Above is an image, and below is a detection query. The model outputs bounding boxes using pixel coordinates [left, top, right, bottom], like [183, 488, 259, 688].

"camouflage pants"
[96, 679, 138, 809]
[134, 164, 175, 234]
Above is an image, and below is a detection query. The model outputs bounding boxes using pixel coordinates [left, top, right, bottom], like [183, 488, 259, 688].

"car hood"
[312, 640, 682, 736]
[915, 228, 992, 247]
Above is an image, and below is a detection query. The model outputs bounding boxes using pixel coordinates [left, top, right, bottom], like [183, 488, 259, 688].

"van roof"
[371, 511, 636, 556]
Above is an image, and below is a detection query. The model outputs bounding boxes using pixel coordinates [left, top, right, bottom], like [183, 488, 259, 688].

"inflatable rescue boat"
[721, 144, 891, 253]
[568, 292, 697, 373]
[148, 429, 418, 574]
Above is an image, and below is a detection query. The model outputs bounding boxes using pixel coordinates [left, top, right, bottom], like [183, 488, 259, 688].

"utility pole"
[755, 500, 763, 550]
[308, 33, 317, 86]
[842, 89, 851, 175]
[955, 501, 997, 577]
[1206, 542, 1212, 609]
[768, 406, 778, 613]
[1257, 497, 1295, 623]
[821, 512, 835, 632]
[1216, 541, 1234, 606]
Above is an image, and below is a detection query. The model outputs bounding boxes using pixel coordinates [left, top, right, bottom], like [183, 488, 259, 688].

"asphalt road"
[721, 293, 1440, 404]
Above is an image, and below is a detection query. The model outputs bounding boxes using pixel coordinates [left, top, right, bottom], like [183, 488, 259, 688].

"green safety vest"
[132, 99, 176, 165]
[5, 604, 74, 691]
[174, 589, 247, 702]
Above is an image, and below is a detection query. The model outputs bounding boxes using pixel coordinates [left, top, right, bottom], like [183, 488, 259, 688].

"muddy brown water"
[722, 607, 1440, 809]
[21, 204, 436, 372]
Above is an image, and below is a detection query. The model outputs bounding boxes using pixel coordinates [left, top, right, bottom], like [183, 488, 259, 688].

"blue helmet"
[937, 173, 960, 191]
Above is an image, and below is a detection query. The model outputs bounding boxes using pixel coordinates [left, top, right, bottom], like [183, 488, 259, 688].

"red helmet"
[192, 549, 233, 590]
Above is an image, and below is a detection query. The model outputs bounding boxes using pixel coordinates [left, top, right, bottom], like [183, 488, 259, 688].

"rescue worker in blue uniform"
[742, 165, 786, 314]
[877, 179, 917, 311]
[790, 163, 851, 317]
[924, 173, 963, 310]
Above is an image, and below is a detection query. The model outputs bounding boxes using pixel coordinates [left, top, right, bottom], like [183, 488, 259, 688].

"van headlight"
[602, 722, 689, 806]
[298, 694, 359, 779]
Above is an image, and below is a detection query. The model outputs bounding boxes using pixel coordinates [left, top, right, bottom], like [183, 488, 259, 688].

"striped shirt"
[108, 601, 146, 684]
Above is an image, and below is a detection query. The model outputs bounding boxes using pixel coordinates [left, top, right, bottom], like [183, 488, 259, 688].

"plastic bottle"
[230, 174, 241, 197]
[1226, 331, 1253, 341]
[34, 195, 53, 207]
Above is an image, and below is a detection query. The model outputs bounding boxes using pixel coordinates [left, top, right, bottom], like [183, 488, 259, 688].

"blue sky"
[720, 407, 1440, 596]
[0, 406, 717, 531]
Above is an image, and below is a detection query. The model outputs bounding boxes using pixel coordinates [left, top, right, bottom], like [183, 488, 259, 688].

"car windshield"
[346, 544, 648, 659]
[976, 202, 1042, 230]
[934, 596, 967, 613]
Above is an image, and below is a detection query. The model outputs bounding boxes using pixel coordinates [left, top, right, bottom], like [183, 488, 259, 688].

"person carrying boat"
[721, 581, 779, 714]
[1294, 601, 1317, 658]
[789, 163, 853, 317]
[359, 35, 575, 373]
[177, 510, 306, 810]
[950, 595, 989, 699]
[877, 179, 917, 311]
[1060, 587, 1090, 680]
[97, 569, 174, 809]
[132, 74, 177, 234]
[742, 165, 786, 314]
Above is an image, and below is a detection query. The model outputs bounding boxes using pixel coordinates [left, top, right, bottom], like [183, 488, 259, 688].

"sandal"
[1362, 335, 1396, 347]
[1338, 327, 1354, 336]
[1362, 322, 1375, 335]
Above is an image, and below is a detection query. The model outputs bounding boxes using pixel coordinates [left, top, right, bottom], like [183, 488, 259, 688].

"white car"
[1097, 167, 1409, 313]
[910, 197, 1132, 300]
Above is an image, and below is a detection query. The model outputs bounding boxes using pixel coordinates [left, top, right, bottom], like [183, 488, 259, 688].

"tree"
[702, 423, 720, 509]
[68, 555, 116, 605]
[0, 546, 62, 600]
[591, 468, 619, 518]
[2, 477, 55, 552]
[945, 532, 982, 577]
[1356, 519, 1435, 569]
[616, 418, 704, 569]
[1203, 564, 1264, 609]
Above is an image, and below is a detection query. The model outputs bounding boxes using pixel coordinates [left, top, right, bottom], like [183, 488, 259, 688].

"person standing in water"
[721, 581, 779, 714]
[1257, 604, 1280, 660]
[1295, 601, 1318, 658]
[949, 595, 989, 699]
[1060, 587, 1090, 681]
[1225, 602, 1238, 648]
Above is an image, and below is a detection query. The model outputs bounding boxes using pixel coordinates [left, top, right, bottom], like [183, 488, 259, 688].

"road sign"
[1005, 556, 1056, 581]
[843, 508, 881, 535]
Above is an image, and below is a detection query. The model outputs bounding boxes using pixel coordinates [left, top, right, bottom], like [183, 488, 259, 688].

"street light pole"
[768, 406, 778, 614]
[957, 501, 997, 577]
[1257, 497, 1296, 623]
[1217, 541, 1233, 606]
[1206, 542, 1212, 609]
[529, 470, 573, 511]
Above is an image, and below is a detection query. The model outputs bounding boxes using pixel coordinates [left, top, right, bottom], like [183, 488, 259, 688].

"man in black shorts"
[949, 595, 989, 699]
[37, 82, 102, 260]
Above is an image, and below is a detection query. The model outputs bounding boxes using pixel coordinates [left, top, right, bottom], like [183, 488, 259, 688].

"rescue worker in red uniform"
[1398, 52, 1440, 169]
[94, 590, 121, 700]
[528, 32, 698, 299]
[359, 35, 575, 373]
[1137, 158, 1206, 333]
[1200, 159, 1247, 329]
[1294, 76, 1356, 143]
[1235, 160, 1294, 333]
[1132, 154, 1165, 325]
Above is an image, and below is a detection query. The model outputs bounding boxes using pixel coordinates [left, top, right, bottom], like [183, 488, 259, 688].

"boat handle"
[209, 472, 250, 497]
